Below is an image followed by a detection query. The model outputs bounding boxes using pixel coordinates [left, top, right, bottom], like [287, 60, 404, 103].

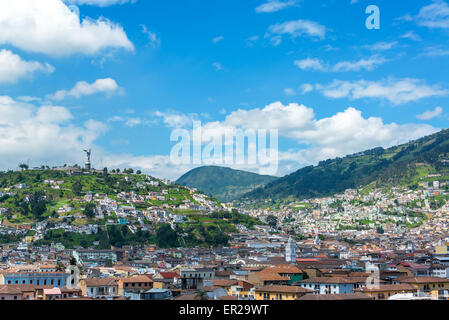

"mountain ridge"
[243, 128, 449, 201]
[176, 166, 278, 202]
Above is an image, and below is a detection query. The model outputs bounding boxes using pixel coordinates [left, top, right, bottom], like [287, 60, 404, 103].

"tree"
[29, 191, 47, 220]
[136, 170, 142, 175]
[56, 262, 65, 271]
[376, 226, 384, 234]
[72, 181, 82, 196]
[194, 290, 209, 300]
[156, 224, 178, 248]
[266, 215, 278, 228]
[84, 202, 96, 219]
[18, 163, 29, 171]
[105, 259, 113, 268]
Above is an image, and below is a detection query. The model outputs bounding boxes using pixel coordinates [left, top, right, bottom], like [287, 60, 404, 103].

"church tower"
[285, 237, 297, 263]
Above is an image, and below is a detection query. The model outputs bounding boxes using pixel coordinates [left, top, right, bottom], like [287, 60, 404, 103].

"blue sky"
[0, 0, 449, 179]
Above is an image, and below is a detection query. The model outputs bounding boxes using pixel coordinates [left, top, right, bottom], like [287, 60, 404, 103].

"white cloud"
[316, 78, 448, 105]
[140, 24, 160, 48]
[364, 41, 398, 51]
[332, 56, 388, 72]
[64, 0, 136, 6]
[154, 111, 195, 128]
[108, 116, 144, 127]
[246, 35, 260, 47]
[284, 88, 296, 96]
[415, 0, 449, 29]
[416, 106, 444, 120]
[0, 0, 134, 56]
[294, 58, 328, 71]
[295, 56, 388, 72]
[422, 46, 449, 57]
[102, 153, 194, 181]
[300, 83, 314, 94]
[256, 0, 298, 13]
[0, 50, 54, 84]
[156, 102, 438, 177]
[266, 19, 326, 45]
[401, 31, 422, 41]
[0, 96, 107, 170]
[293, 108, 438, 165]
[212, 36, 224, 44]
[48, 78, 121, 101]
[213, 62, 224, 71]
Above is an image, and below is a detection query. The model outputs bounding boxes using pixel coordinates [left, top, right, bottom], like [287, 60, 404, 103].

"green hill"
[176, 166, 278, 202]
[244, 128, 449, 201]
[0, 168, 263, 248]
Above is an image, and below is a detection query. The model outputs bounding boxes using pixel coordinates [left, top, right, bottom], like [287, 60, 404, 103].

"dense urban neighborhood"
[2, 164, 449, 301]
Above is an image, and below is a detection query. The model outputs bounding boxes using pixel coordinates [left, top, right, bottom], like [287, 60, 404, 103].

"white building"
[285, 237, 297, 263]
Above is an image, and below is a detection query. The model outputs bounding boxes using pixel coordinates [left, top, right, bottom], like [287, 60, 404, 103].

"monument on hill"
[83, 149, 92, 170]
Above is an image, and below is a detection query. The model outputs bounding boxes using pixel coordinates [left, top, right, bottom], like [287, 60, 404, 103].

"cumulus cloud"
[316, 78, 448, 105]
[0, 96, 107, 170]
[155, 102, 439, 177]
[416, 106, 444, 120]
[0, 0, 134, 56]
[0, 96, 437, 179]
[256, 0, 298, 13]
[0, 50, 54, 84]
[48, 78, 121, 101]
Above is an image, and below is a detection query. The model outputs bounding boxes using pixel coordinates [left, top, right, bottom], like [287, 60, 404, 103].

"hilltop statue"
[83, 149, 91, 170]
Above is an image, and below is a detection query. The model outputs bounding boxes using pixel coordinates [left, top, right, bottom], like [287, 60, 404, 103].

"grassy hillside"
[244, 128, 449, 201]
[176, 166, 277, 202]
[0, 169, 263, 248]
